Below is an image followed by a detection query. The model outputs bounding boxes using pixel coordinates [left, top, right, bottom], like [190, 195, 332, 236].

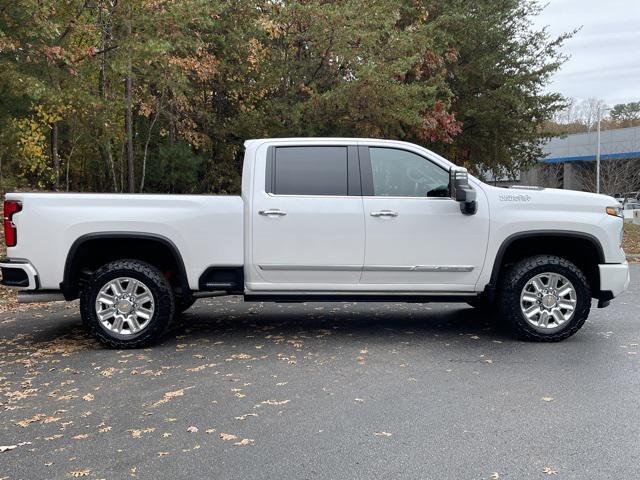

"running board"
[244, 293, 479, 303]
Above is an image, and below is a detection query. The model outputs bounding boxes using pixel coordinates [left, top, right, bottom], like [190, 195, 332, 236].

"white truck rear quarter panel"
[5, 193, 244, 290]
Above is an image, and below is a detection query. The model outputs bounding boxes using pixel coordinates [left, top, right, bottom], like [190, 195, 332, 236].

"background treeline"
[1, 0, 572, 193]
[547, 98, 640, 135]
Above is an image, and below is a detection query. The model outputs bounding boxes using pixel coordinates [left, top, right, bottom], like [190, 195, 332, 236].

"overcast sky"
[534, 0, 640, 106]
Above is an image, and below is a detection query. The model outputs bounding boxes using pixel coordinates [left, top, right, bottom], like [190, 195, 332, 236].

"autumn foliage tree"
[0, 0, 570, 193]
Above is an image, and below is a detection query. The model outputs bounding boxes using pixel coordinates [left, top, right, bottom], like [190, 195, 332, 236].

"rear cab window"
[265, 146, 360, 196]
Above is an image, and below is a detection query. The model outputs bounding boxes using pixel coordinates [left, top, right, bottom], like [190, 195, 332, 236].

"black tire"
[176, 297, 197, 313]
[80, 259, 175, 348]
[497, 255, 591, 342]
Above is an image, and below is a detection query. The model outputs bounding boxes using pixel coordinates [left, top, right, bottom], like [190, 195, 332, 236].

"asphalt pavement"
[0, 266, 638, 479]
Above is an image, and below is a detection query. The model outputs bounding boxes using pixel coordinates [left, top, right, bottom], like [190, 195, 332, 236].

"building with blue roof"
[521, 125, 640, 191]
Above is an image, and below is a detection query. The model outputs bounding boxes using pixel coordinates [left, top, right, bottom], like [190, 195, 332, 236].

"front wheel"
[80, 260, 175, 348]
[498, 255, 591, 342]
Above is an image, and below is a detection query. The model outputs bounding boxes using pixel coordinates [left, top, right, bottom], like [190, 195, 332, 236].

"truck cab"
[244, 139, 489, 295]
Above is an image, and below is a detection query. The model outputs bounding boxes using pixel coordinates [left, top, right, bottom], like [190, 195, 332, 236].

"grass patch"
[623, 223, 640, 260]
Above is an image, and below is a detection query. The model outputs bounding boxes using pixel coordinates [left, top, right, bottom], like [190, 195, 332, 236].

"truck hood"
[493, 186, 619, 209]
[474, 183, 622, 218]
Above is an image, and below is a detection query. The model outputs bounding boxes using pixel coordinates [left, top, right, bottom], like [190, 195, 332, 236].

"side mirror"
[450, 167, 477, 215]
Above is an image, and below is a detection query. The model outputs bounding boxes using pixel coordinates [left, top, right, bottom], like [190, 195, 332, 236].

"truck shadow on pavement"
[169, 297, 511, 344]
[0, 298, 515, 352]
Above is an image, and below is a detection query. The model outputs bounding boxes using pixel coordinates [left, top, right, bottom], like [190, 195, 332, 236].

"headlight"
[606, 206, 623, 218]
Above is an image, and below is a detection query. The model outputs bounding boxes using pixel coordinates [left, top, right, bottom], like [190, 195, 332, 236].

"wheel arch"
[61, 232, 189, 300]
[489, 230, 605, 297]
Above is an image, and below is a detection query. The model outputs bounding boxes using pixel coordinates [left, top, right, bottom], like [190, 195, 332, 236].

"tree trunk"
[140, 103, 161, 192]
[51, 122, 60, 190]
[66, 150, 71, 191]
[124, 4, 135, 193]
[124, 74, 134, 192]
[98, 2, 118, 191]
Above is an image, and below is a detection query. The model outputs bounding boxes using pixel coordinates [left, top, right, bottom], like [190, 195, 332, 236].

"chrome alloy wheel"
[520, 272, 577, 329]
[95, 277, 155, 335]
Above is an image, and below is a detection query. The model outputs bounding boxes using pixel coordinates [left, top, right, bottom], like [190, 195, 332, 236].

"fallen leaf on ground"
[152, 387, 193, 407]
[0, 442, 31, 453]
[235, 413, 258, 421]
[259, 399, 290, 406]
[186, 363, 216, 372]
[16, 414, 47, 428]
[233, 438, 254, 446]
[43, 416, 62, 424]
[69, 469, 91, 477]
[128, 428, 155, 438]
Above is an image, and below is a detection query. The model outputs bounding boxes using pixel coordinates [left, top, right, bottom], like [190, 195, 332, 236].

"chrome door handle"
[259, 209, 287, 217]
[370, 210, 398, 217]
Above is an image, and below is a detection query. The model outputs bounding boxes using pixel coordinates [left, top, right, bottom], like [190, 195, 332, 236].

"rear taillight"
[4, 200, 22, 247]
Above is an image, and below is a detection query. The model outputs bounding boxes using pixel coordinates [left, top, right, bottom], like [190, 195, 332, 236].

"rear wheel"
[497, 255, 591, 342]
[80, 260, 175, 348]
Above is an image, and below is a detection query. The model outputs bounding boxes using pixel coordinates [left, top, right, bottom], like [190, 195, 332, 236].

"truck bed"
[5, 193, 244, 290]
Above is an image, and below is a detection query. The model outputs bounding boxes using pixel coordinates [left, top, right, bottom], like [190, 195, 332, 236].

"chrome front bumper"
[599, 262, 630, 298]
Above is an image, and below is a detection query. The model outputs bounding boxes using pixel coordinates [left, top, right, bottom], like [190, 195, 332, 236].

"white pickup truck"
[1, 138, 630, 347]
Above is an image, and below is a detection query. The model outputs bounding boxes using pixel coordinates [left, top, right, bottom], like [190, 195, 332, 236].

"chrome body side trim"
[259, 264, 361, 271]
[258, 264, 474, 272]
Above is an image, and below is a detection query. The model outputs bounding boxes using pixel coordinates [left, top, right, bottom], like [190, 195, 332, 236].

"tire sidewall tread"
[498, 255, 591, 342]
[80, 259, 175, 349]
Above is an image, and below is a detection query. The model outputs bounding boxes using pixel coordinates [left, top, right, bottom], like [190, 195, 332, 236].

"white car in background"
[623, 201, 640, 221]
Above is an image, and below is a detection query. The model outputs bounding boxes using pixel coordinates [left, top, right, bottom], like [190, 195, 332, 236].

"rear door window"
[271, 146, 349, 196]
